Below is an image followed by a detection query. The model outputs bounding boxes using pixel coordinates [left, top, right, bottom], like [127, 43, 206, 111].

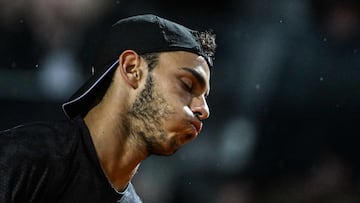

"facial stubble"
[127, 74, 176, 155]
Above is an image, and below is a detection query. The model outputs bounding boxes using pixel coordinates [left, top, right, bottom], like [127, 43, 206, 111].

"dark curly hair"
[198, 30, 217, 63]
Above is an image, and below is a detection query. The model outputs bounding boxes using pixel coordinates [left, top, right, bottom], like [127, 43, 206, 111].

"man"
[0, 14, 216, 202]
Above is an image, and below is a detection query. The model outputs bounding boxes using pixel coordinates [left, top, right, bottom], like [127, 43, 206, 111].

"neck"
[84, 101, 148, 192]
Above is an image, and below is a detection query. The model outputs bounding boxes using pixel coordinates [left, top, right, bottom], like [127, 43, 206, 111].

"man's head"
[63, 14, 216, 118]
[62, 14, 216, 155]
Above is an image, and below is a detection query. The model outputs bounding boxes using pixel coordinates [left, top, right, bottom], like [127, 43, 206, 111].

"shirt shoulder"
[0, 118, 82, 159]
[0, 118, 85, 201]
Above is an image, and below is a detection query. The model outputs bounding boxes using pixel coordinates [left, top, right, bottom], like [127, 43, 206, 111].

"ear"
[117, 50, 143, 89]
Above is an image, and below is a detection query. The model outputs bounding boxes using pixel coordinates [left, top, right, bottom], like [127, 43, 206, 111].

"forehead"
[157, 51, 210, 77]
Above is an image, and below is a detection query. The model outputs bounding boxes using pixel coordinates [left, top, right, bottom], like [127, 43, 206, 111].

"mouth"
[178, 121, 203, 145]
[190, 121, 203, 135]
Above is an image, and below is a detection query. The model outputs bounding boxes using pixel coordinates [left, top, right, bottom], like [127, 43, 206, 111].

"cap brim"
[62, 60, 119, 118]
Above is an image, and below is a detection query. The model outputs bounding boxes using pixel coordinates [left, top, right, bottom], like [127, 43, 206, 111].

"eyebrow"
[180, 67, 209, 97]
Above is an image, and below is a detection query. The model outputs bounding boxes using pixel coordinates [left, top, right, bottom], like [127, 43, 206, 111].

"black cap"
[62, 14, 214, 118]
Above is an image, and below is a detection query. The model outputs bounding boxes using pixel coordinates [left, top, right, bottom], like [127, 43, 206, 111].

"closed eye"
[180, 67, 209, 97]
[181, 78, 193, 92]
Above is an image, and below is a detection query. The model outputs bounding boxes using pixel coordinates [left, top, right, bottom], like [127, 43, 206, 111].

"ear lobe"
[118, 50, 142, 89]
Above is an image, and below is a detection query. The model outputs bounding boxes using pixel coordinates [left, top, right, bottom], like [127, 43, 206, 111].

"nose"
[191, 96, 210, 121]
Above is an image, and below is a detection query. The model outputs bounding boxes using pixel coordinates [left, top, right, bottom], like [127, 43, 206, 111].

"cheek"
[162, 82, 192, 117]
[168, 80, 192, 104]
[183, 106, 193, 117]
[167, 96, 192, 118]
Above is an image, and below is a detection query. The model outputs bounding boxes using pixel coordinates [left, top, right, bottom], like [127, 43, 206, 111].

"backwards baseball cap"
[62, 14, 215, 118]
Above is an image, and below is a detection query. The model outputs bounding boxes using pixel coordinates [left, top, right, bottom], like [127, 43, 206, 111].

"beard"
[127, 73, 176, 155]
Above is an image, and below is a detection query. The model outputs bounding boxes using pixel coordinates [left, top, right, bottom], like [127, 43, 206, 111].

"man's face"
[127, 51, 211, 156]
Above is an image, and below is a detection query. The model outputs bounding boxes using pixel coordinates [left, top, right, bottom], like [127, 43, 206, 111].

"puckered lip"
[190, 120, 203, 134]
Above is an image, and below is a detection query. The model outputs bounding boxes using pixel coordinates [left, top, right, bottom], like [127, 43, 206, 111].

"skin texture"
[84, 50, 210, 192]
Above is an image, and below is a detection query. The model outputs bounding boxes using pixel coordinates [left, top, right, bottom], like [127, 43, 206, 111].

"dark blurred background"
[1, 0, 360, 202]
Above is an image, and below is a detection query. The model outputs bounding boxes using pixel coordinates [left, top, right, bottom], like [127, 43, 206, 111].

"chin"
[158, 150, 178, 156]
[151, 139, 182, 156]
[152, 148, 179, 156]
[149, 130, 196, 156]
